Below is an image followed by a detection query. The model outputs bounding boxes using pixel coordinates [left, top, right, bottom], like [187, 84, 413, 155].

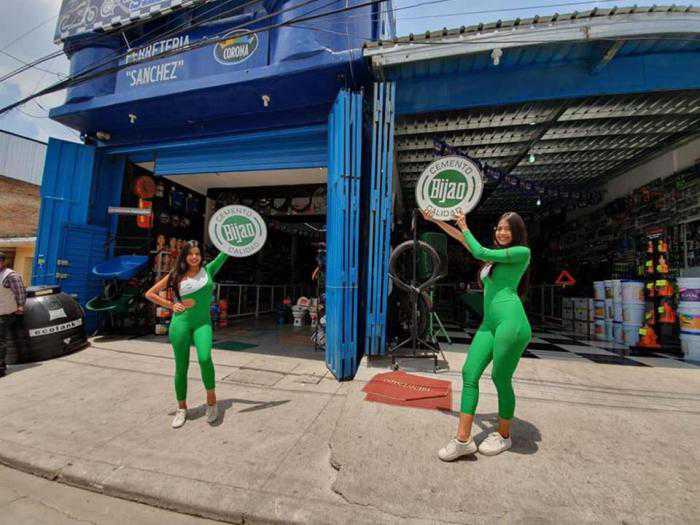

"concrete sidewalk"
[0, 326, 698, 524]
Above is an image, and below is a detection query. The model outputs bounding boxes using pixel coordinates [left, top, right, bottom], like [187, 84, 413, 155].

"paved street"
[0, 324, 698, 524]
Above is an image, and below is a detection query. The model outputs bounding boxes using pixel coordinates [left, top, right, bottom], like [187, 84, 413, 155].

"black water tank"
[7, 285, 89, 364]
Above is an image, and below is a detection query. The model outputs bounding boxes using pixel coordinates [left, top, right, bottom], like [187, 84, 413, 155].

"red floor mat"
[363, 371, 452, 410]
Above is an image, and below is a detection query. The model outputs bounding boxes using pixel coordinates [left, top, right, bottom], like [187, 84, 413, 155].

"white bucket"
[621, 281, 645, 304]
[593, 319, 606, 341]
[605, 299, 614, 321]
[603, 279, 612, 300]
[611, 280, 622, 303]
[292, 305, 306, 327]
[593, 281, 605, 300]
[604, 321, 614, 342]
[574, 298, 588, 321]
[613, 301, 623, 322]
[680, 333, 700, 361]
[678, 302, 700, 335]
[613, 321, 624, 344]
[622, 303, 646, 325]
[678, 277, 700, 303]
[623, 323, 641, 347]
[594, 300, 605, 319]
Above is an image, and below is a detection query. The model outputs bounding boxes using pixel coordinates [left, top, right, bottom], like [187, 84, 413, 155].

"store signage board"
[114, 27, 268, 93]
[55, 0, 215, 43]
[209, 205, 267, 258]
[415, 156, 484, 221]
[108, 206, 152, 216]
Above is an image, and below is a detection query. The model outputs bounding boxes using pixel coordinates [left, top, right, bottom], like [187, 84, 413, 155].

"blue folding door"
[325, 89, 362, 380]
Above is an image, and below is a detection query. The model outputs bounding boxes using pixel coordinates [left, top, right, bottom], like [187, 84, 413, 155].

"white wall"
[602, 136, 700, 205]
[0, 131, 46, 186]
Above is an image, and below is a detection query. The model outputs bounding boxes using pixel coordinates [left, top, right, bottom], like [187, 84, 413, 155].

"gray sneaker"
[206, 403, 218, 424]
[171, 408, 187, 429]
[478, 432, 512, 456]
[438, 437, 477, 461]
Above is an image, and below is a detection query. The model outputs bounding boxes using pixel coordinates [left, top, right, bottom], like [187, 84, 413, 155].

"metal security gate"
[364, 82, 396, 356]
[325, 89, 362, 380]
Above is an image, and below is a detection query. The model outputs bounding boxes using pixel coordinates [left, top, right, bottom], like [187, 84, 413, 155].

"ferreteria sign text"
[209, 205, 267, 257]
[415, 156, 484, 220]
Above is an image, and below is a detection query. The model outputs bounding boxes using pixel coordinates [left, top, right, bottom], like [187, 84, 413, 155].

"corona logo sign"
[209, 205, 267, 257]
[214, 30, 259, 65]
[415, 156, 484, 220]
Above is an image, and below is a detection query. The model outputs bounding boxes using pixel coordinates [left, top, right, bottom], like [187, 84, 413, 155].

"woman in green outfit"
[422, 210, 531, 460]
[146, 241, 229, 429]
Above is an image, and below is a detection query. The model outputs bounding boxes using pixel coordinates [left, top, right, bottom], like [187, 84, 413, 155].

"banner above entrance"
[55, 0, 213, 43]
[415, 156, 484, 221]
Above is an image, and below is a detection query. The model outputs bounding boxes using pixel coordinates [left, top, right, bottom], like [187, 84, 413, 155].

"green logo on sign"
[221, 216, 256, 247]
[428, 170, 468, 208]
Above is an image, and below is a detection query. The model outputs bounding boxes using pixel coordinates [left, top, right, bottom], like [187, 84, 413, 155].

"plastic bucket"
[594, 300, 606, 319]
[678, 277, 700, 303]
[604, 321, 614, 342]
[613, 301, 623, 322]
[621, 281, 644, 304]
[604, 280, 614, 300]
[622, 303, 646, 325]
[678, 302, 700, 335]
[593, 281, 605, 300]
[612, 280, 622, 303]
[605, 299, 614, 320]
[623, 323, 641, 347]
[680, 333, 700, 361]
[593, 319, 606, 341]
[613, 321, 624, 344]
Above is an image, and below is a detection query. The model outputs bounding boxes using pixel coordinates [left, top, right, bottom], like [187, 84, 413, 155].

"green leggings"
[460, 300, 531, 420]
[169, 319, 215, 402]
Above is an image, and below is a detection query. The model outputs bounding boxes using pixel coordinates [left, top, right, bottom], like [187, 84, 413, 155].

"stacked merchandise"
[561, 298, 574, 332]
[611, 280, 624, 345]
[637, 230, 677, 350]
[604, 280, 615, 342]
[678, 278, 700, 360]
[593, 281, 606, 341]
[573, 298, 593, 339]
[620, 280, 645, 347]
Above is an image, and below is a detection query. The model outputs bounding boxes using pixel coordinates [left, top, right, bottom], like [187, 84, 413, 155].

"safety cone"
[638, 324, 661, 349]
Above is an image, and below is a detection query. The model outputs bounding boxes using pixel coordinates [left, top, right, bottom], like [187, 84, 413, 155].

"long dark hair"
[479, 212, 530, 298]
[168, 241, 201, 301]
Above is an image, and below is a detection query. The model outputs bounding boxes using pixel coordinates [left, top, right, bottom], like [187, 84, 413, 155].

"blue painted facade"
[38, 4, 700, 377]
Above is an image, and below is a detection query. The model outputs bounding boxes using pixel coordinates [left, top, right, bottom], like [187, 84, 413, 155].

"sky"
[0, 0, 622, 143]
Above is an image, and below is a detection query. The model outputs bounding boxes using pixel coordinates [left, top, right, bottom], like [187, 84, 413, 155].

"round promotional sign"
[208, 205, 267, 258]
[415, 156, 484, 220]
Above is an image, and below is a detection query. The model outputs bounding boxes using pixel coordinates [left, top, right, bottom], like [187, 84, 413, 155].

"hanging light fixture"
[528, 153, 536, 164]
[536, 198, 542, 206]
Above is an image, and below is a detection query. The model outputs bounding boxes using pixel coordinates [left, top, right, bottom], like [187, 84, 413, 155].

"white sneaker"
[438, 437, 477, 461]
[206, 403, 218, 424]
[172, 408, 187, 429]
[478, 432, 512, 456]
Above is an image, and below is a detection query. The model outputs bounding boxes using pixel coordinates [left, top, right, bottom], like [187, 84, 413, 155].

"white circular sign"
[415, 156, 484, 221]
[208, 205, 267, 258]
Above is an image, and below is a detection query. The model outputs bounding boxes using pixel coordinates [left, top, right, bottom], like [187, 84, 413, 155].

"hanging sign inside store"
[208, 205, 267, 258]
[415, 156, 484, 220]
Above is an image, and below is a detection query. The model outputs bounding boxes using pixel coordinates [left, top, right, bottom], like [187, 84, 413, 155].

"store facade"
[34, 3, 700, 378]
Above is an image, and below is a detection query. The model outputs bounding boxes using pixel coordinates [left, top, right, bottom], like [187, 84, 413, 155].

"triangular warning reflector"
[555, 270, 576, 286]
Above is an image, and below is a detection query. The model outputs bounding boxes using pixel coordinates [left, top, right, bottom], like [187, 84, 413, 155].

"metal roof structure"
[365, 6, 700, 215]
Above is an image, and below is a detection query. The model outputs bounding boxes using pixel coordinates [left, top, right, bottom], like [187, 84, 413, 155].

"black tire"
[389, 240, 442, 293]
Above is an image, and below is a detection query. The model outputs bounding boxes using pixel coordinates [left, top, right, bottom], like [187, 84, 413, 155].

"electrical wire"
[1, 14, 59, 52]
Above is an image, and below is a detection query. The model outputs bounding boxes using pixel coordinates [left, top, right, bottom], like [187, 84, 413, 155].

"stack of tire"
[7, 285, 88, 364]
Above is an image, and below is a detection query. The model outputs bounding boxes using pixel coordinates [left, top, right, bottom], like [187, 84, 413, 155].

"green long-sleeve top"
[462, 230, 530, 306]
[172, 252, 229, 324]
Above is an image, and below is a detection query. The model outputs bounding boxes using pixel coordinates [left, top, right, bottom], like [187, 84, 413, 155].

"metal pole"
[255, 286, 260, 319]
[238, 285, 243, 316]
